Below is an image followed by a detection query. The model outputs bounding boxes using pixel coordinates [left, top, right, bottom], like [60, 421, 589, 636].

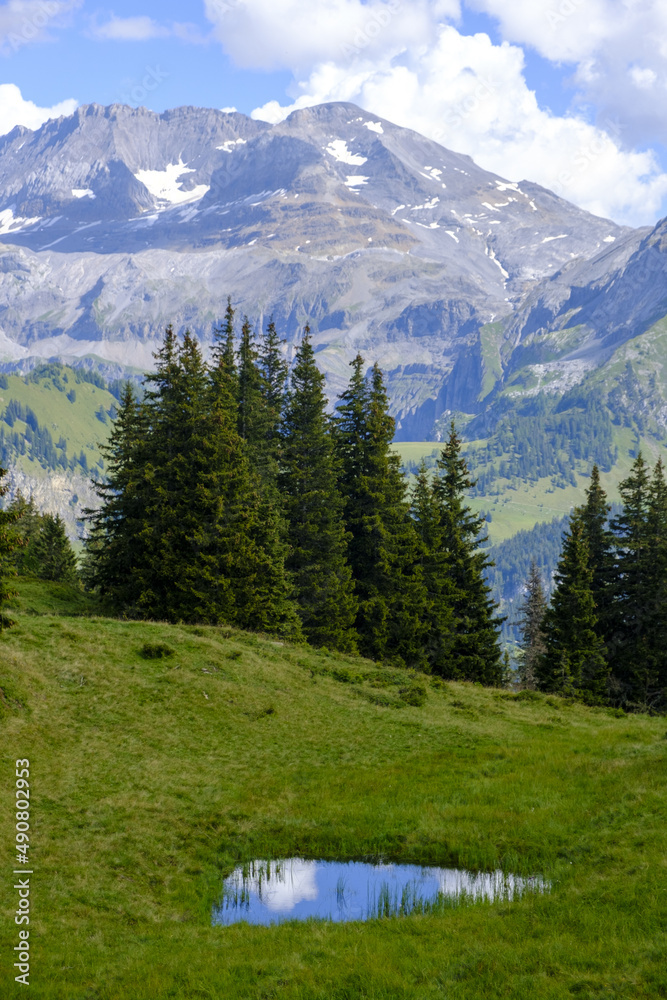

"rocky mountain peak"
[0, 100, 659, 437]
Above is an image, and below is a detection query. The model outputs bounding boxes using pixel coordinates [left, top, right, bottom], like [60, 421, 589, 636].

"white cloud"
[203, 0, 458, 70]
[0, 82, 77, 135]
[467, 0, 667, 148]
[465, 0, 611, 63]
[204, 0, 667, 225]
[0, 0, 81, 55]
[89, 14, 206, 44]
[91, 15, 169, 41]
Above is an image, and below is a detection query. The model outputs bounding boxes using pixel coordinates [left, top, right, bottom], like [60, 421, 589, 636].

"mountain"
[0, 101, 636, 437]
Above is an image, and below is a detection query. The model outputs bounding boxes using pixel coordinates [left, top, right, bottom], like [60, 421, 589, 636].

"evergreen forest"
[78, 306, 504, 685]
[2, 310, 667, 712]
[518, 461, 667, 711]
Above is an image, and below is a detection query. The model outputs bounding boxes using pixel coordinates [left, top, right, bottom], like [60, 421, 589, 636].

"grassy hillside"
[1, 580, 665, 998]
[0, 363, 118, 478]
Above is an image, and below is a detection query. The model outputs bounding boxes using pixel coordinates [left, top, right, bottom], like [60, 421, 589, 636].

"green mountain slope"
[0, 579, 665, 999]
[0, 363, 119, 477]
[0, 363, 122, 538]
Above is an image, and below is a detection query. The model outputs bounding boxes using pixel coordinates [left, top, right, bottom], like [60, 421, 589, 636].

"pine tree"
[132, 329, 230, 622]
[230, 317, 302, 637]
[644, 458, 667, 708]
[516, 560, 547, 689]
[409, 461, 452, 673]
[500, 649, 513, 689]
[579, 465, 614, 644]
[237, 316, 269, 464]
[608, 454, 658, 707]
[431, 422, 503, 685]
[83, 382, 148, 610]
[87, 325, 301, 636]
[334, 356, 427, 666]
[280, 328, 358, 651]
[537, 511, 608, 701]
[0, 467, 21, 631]
[211, 297, 238, 399]
[33, 514, 78, 583]
[257, 316, 289, 484]
[6, 490, 41, 575]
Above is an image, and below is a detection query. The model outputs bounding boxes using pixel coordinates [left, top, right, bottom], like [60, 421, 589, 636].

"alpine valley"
[1, 100, 667, 565]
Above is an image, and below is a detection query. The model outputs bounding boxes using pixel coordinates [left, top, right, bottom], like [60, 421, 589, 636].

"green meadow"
[1, 580, 665, 998]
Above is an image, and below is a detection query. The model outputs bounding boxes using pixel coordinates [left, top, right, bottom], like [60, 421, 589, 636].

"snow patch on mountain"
[0, 207, 40, 233]
[326, 140, 367, 165]
[217, 138, 247, 153]
[134, 160, 210, 205]
[495, 181, 524, 195]
[412, 197, 440, 211]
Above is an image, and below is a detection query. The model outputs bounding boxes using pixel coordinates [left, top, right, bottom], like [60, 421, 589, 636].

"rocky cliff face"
[0, 100, 658, 436]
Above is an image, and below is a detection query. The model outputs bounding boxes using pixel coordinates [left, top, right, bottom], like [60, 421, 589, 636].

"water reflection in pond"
[213, 858, 547, 926]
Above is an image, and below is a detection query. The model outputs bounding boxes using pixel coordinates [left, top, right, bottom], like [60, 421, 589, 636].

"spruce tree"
[208, 325, 303, 638]
[516, 560, 547, 689]
[211, 297, 238, 399]
[0, 468, 21, 631]
[6, 491, 41, 575]
[537, 511, 608, 701]
[230, 317, 302, 636]
[257, 316, 289, 483]
[579, 465, 614, 643]
[431, 422, 503, 685]
[608, 454, 658, 707]
[33, 514, 78, 583]
[280, 328, 358, 651]
[132, 329, 231, 622]
[409, 461, 452, 673]
[84, 382, 148, 610]
[334, 356, 427, 666]
[135, 329, 296, 631]
[237, 316, 269, 465]
[86, 323, 301, 635]
[644, 458, 667, 708]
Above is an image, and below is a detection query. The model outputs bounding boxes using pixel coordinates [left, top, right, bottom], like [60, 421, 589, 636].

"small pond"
[212, 858, 547, 926]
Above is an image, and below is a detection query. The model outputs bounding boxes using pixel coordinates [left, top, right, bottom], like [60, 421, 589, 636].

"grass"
[0, 580, 666, 998]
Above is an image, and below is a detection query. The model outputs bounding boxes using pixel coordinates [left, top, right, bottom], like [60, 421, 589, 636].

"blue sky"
[2, 0, 667, 226]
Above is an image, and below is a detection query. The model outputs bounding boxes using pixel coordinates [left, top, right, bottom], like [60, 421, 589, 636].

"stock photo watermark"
[340, 0, 402, 57]
[207, 0, 245, 18]
[112, 65, 169, 108]
[4, 0, 69, 53]
[546, 0, 586, 29]
[11, 759, 32, 987]
[553, 117, 626, 199]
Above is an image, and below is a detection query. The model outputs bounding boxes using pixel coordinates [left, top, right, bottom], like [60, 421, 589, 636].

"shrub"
[139, 642, 175, 660]
[399, 682, 427, 707]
